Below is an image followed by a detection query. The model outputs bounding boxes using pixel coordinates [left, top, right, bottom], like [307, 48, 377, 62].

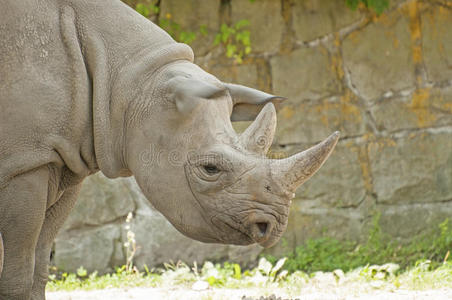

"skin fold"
[0, 1, 339, 299]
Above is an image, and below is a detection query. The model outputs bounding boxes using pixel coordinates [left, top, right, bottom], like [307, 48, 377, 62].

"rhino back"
[0, 0, 193, 185]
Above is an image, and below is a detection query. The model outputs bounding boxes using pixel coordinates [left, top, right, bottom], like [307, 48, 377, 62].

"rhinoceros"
[0, 0, 339, 299]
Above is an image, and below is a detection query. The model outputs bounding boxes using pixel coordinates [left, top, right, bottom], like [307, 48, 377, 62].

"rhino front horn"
[271, 131, 340, 192]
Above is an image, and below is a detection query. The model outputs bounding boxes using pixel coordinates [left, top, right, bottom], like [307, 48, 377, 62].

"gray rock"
[377, 201, 452, 239]
[54, 224, 121, 274]
[159, 0, 220, 55]
[292, 0, 362, 42]
[370, 87, 452, 132]
[369, 130, 452, 204]
[231, 0, 284, 53]
[342, 11, 415, 101]
[271, 47, 341, 103]
[62, 173, 136, 230]
[274, 95, 366, 144]
[209, 63, 260, 90]
[422, 5, 452, 83]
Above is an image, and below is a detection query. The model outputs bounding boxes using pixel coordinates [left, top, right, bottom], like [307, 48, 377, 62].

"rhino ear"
[168, 76, 227, 114]
[225, 83, 286, 121]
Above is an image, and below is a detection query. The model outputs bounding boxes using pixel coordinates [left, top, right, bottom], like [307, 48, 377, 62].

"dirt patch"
[47, 287, 452, 300]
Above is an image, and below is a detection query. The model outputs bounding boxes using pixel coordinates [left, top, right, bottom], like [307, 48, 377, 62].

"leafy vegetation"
[135, 2, 159, 18]
[132, 0, 393, 63]
[213, 20, 252, 64]
[131, 1, 253, 63]
[47, 259, 452, 294]
[47, 217, 451, 294]
[345, 0, 390, 15]
[266, 217, 452, 274]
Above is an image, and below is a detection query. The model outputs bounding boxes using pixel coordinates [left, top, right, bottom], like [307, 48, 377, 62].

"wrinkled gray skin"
[0, 0, 339, 299]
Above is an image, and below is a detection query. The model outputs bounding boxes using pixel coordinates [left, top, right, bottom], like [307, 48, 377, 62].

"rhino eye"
[203, 164, 221, 175]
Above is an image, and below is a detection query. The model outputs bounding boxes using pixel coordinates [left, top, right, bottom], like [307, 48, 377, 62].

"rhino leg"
[0, 167, 48, 300]
[31, 184, 81, 300]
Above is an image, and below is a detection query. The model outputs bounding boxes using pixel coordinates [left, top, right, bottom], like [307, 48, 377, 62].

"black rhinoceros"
[0, 0, 339, 299]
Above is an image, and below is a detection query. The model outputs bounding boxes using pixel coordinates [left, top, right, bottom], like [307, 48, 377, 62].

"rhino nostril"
[256, 222, 268, 237]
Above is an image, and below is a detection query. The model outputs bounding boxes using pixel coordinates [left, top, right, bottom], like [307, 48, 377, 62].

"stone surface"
[270, 198, 367, 255]
[287, 141, 368, 209]
[378, 201, 452, 239]
[209, 63, 259, 90]
[370, 87, 452, 131]
[292, 0, 362, 41]
[62, 173, 136, 230]
[421, 5, 452, 83]
[271, 47, 341, 102]
[342, 11, 416, 101]
[54, 224, 122, 274]
[274, 93, 366, 144]
[231, 0, 284, 53]
[369, 130, 452, 204]
[159, 0, 220, 55]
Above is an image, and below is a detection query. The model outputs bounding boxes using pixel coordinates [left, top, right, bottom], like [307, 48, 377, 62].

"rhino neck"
[77, 1, 194, 178]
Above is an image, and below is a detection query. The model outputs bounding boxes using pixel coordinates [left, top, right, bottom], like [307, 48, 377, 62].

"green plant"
[266, 216, 452, 274]
[124, 212, 137, 273]
[47, 246, 452, 293]
[158, 17, 201, 45]
[345, 0, 390, 15]
[135, 2, 159, 18]
[214, 20, 252, 64]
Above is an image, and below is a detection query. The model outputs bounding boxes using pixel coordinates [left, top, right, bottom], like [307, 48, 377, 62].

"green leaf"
[76, 266, 87, 277]
[372, 0, 389, 15]
[234, 19, 250, 30]
[345, 0, 360, 10]
[207, 276, 217, 286]
[135, 3, 150, 17]
[151, 5, 160, 14]
[226, 44, 237, 57]
[179, 31, 196, 44]
[233, 264, 241, 280]
[199, 25, 208, 36]
[222, 31, 230, 43]
[213, 34, 222, 46]
[220, 23, 229, 33]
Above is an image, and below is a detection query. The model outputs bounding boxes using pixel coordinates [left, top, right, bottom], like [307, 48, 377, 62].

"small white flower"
[126, 212, 133, 223]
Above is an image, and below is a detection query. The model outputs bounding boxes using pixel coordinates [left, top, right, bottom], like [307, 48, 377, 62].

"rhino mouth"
[211, 212, 282, 247]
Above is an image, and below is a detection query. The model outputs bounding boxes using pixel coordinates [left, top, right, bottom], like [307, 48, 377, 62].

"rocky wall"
[53, 0, 452, 273]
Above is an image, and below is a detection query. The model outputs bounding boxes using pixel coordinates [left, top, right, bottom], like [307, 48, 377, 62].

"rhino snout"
[243, 213, 278, 247]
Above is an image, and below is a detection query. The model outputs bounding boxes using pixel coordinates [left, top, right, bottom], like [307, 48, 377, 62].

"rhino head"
[124, 61, 339, 248]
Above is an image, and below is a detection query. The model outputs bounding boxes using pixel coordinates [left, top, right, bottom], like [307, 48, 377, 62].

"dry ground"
[47, 286, 452, 300]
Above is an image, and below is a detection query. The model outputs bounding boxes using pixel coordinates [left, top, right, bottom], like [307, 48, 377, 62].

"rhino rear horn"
[225, 83, 286, 121]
